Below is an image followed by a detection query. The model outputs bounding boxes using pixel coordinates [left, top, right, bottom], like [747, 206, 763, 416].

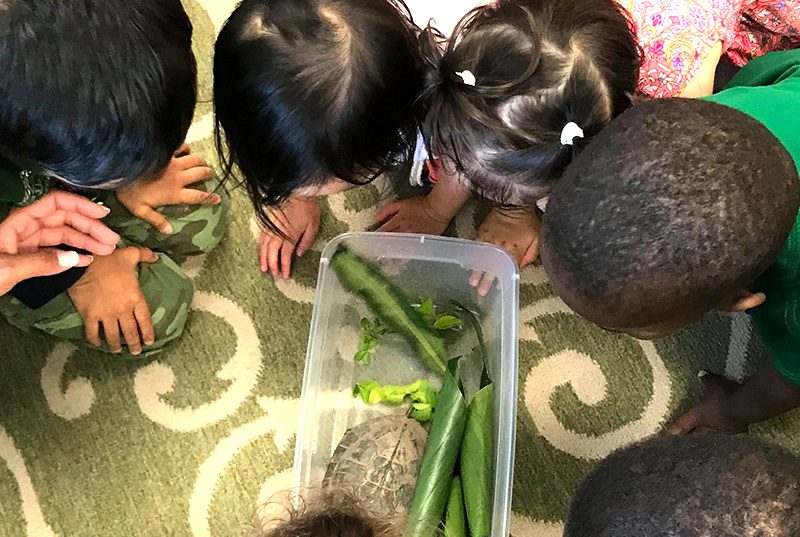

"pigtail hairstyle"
[418, 0, 641, 206]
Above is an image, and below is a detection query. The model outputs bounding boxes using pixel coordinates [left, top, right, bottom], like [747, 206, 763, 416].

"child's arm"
[259, 196, 321, 279]
[669, 359, 800, 435]
[116, 144, 221, 235]
[376, 169, 471, 235]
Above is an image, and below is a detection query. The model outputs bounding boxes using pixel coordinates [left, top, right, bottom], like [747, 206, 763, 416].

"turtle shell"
[324, 415, 428, 517]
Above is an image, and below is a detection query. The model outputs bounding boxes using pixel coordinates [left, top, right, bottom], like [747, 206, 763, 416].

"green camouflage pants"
[0, 179, 230, 359]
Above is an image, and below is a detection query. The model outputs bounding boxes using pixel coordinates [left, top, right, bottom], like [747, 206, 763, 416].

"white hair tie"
[560, 122, 584, 146]
[455, 70, 476, 87]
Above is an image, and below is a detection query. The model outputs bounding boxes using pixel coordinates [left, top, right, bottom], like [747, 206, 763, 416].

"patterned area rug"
[1, 2, 799, 536]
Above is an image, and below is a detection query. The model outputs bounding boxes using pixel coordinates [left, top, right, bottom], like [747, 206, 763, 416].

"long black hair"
[418, 0, 641, 206]
[0, 0, 197, 190]
[214, 0, 425, 231]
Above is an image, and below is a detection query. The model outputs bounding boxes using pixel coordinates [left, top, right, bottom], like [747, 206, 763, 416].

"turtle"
[324, 414, 428, 517]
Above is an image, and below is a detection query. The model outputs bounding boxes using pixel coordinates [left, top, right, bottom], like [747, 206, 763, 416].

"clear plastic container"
[293, 232, 519, 536]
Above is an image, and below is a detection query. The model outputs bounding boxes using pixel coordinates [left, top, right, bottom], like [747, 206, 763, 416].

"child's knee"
[165, 182, 231, 258]
[138, 254, 195, 353]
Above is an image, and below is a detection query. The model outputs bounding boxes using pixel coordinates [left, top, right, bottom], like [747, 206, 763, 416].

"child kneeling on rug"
[564, 434, 800, 537]
[0, 0, 229, 358]
[540, 50, 800, 434]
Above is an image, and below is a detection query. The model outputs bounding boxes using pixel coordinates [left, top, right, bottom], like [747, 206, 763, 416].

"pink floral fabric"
[618, 0, 800, 97]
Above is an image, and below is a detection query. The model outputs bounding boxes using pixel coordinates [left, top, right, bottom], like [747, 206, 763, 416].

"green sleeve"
[724, 49, 800, 90]
[750, 287, 800, 386]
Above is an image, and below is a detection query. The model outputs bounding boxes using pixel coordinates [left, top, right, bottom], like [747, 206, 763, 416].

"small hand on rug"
[259, 196, 320, 279]
[669, 373, 748, 436]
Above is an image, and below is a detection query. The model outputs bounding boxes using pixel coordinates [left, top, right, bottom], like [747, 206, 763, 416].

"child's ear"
[719, 291, 766, 313]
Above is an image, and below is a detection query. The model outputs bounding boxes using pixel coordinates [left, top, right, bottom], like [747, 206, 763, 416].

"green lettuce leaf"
[352, 380, 437, 422]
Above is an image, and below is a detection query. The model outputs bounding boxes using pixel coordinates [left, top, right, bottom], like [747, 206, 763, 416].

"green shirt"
[704, 50, 800, 384]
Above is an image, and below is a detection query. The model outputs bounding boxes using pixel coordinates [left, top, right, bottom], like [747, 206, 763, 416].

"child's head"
[540, 98, 800, 340]
[214, 0, 424, 227]
[564, 434, 800, 537]
[419, 0, 641, 205]
[0, 0, 196, 189]
[256, 491, 398, 537]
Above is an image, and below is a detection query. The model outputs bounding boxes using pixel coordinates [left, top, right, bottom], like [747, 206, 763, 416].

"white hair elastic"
[455, 70, 476, 87]
[560, 122, 584, 146]
[409, 129, 430, 187]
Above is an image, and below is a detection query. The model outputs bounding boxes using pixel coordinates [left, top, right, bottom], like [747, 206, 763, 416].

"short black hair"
[418, 0, 641, 205]
[541, 98, 800, 328]
[565, 434, 800, 537]
[0, 0, 197, 189]
[214, 0, 424, 230]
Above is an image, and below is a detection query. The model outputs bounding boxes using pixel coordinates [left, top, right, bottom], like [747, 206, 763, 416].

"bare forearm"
[725, 359, 800, 426]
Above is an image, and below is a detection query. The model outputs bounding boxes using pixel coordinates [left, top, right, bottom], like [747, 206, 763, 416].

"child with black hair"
[214, 0, 435, 279]
[0, 0, 229, 358]
[540, 49, 800, 434]
[564, 434, 800, 537]
[383, 0, 799, 296]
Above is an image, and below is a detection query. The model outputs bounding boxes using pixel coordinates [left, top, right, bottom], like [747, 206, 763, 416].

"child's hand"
[668, 374, 748, 436]
[376, 195, 451, 235]
[471, 206, 540, 296]
[67, 246, 158, 356]
[116, 144, 221, 235]
[259, 197, 321, 279]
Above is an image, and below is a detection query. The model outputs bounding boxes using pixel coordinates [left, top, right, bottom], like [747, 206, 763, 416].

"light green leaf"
[352, 380, 438, 421]
[416, 298, 435, 324]
[434, 315, 463, 331]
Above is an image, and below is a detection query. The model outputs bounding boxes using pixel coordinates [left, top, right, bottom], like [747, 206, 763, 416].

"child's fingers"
[177, 188, 221, 206]
[119, 314, 143, 356]
[296, 224, 318, 258]
[268, 238, 282, 277]
[258, 235, 269, 273]
[131, 205, 173, 235]
[376, 215, 404, 233]
[102, 319, 123, 354]
[520, 239, 540, 268]
[134, 302, 155, 347]
[477, 273, 495, 297]
[375, 202, 402, 224]
[175, 143, 191, 157]
[280, 241, 294, 279]
[667, 409, 704, 436]
[84, 318, 102, 348]
[469, 270, 483, 288]
[177, 153, 208, 170]
[136, 247, 159, 265]
[177, 166, 215, 188]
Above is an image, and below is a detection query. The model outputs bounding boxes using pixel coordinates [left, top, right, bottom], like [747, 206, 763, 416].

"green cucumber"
[331, 247, 447, 375]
